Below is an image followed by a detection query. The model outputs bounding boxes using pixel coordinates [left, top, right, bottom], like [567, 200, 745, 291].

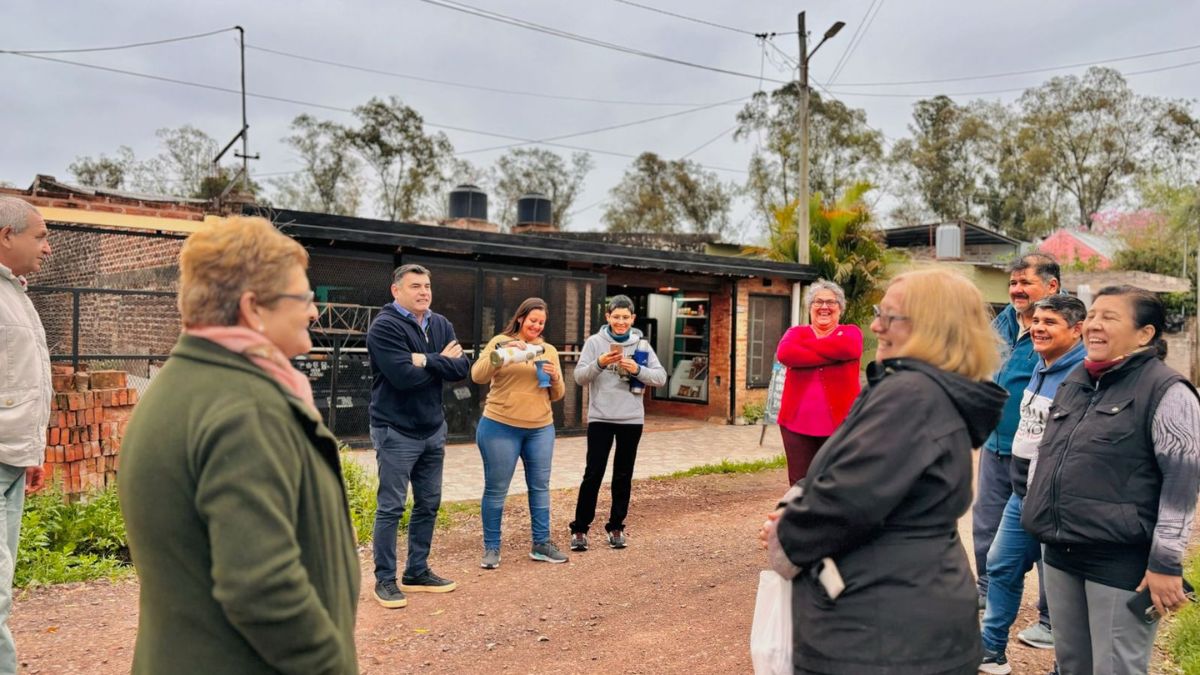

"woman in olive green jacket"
[119, 217, 360, 675]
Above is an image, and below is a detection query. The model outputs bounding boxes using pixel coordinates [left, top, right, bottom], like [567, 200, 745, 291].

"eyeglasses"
[871, 305, 910, 330]
[811, 299, 841, 308]
[263, 290, 316, 308]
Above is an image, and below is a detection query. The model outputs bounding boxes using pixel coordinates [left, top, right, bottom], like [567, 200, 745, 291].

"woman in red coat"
[775, 279, 863, 485]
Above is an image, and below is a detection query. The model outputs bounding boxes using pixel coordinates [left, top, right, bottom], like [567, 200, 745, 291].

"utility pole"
[797, 12, 809, 266]
[214, 26, 259, 205]
[791, 12, 844, 326]
[795, 13, 844, 267]
[237, 26, 250, 193]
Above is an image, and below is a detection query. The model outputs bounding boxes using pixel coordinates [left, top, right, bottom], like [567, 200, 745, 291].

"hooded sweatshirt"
[1009, 340, 1085, 497]
[574, 327, 667, 425]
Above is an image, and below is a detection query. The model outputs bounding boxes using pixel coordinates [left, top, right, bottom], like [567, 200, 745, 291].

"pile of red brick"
[43, 366, 138, 495]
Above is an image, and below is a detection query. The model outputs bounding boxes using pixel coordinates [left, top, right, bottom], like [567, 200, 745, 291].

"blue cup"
[534, 360, 551, 388]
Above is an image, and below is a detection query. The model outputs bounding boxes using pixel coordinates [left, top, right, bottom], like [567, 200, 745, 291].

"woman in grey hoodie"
[568, 295, 667, 550]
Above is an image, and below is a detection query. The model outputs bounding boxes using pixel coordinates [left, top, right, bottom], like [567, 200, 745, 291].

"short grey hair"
[392, 263, 430, 283]
[804, 279, 846, 312]
[0, 196, 39, 235]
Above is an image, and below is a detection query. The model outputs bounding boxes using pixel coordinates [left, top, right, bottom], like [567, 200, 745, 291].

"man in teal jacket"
[973, 253, 1059, 621]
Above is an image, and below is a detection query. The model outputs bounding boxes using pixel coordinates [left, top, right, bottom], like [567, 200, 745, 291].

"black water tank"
[448, 184, 488, 220]
[516, 192, 553, 226]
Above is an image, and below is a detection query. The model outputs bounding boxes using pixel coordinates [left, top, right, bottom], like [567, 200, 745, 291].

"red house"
[1038, 229, 1121, 270]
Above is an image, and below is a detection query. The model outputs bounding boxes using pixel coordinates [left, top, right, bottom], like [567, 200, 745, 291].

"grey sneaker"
[400, 568, 456, 593]
[1017, 622, 1054, 650]
[481, 549, 501, 569]
[530, 541, 569, 563]
[570, 532, 588, 551]
[374, 580, 408, 609]
[607, 529, 627, 549]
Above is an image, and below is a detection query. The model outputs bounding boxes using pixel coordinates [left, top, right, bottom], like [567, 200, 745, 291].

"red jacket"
[775, 324, 863, 436]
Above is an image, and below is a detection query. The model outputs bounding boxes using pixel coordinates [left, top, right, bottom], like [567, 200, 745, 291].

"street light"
[796, 12, 843, 266]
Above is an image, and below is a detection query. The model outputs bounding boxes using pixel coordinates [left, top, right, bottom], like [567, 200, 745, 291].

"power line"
[245, 43, 716, 108]
[828, 0, 885, 85]
[413, 0, 789, 86]
[824, 57, 1200, 98]
[833, 41, 1200, 87]
[459, 95, 748, 155]
[826, 0, 878, 84]
[610, 0, 757, 36]
[4, 51, 749, 175]
[0, 27, 238, 55]
[681, 124, 738, 159]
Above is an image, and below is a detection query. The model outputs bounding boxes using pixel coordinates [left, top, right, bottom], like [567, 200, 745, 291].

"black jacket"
[367, 304, 470, 438]
[1023, 350, 1191, 548]
[776, 358, 1006, 675]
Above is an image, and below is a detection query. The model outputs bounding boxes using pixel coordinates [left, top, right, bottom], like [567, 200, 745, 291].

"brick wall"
[43, 367, 137, 496]
[27, 227, 183, 368]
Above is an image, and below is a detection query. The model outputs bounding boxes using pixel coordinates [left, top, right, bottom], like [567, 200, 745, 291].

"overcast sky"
[2, 1, 1197, 237]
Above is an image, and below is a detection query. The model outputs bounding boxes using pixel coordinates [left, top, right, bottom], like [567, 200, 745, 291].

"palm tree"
[747, 181, 897, 326]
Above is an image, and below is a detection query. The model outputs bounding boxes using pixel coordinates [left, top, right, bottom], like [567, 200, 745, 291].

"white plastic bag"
[750, 569, 792, 675]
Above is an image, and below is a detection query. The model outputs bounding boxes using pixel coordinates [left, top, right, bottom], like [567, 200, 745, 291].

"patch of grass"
[656, 454, 786, 479]
[17, 481, 133, 588]
[340, 451, 481, 545]
[1164, 555, 1200, 673]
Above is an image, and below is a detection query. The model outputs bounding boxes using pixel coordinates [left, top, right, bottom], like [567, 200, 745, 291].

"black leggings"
[570, 422, 643, 533]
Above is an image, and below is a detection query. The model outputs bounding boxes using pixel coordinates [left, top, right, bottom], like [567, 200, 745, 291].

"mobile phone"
[609, 344, 623, 354]
[1127, 577, 1195, 623]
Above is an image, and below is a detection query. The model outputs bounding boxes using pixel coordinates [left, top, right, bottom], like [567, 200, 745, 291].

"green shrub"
[16, 482, 132, 588]
[340, 452, 378, 545]
[742, 402, 766, 425]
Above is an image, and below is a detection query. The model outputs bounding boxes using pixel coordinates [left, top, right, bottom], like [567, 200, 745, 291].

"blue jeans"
[981, 493, 1050, 653]
[0, 464, 27, 675]
[476, 417, 555, 551]
[370, 423, 446, 583]
[972, 448, 1012, 598]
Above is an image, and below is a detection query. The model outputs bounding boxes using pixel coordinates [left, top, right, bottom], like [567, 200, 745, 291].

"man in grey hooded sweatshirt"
[569, 295, 667, 551]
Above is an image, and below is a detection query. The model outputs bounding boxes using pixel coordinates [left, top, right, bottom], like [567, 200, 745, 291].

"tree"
[748, 183, 893, 326]
[489, 148, 593, 229]
[734, 84, 884, 225]
[68, 147, 137, 189]
[346, 96, 455, 222]
[1018, 67, 1147, 229]
[889, 96, 991, 221]
[269, 114, 363, 216]
[602, 152, 733, 236]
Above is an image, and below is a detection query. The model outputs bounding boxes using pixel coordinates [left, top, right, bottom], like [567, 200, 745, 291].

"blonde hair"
[891, 269, 1001, 381]
[178, 216, 309, 327]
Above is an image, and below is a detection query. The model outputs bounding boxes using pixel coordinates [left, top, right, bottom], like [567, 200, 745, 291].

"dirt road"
[13, 468, 1064, 674]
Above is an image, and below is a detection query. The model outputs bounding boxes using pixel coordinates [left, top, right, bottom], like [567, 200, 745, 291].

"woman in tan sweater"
[470, 297, 568, 569]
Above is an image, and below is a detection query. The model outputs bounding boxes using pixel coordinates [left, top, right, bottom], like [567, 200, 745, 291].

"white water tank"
[935, 223, 963, 259]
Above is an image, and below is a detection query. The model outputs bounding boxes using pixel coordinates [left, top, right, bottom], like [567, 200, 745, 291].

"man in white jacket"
[0, 196, 51, 674]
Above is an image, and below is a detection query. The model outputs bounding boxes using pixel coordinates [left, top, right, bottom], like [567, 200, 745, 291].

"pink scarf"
[186, 326, 316, 411]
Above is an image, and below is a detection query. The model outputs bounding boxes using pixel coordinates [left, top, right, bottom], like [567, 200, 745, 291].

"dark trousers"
[570, 422, 643, 534]
[779, 427, 827, 485]
[370, 423, 446, 583]
[972, 448, 1012, 598]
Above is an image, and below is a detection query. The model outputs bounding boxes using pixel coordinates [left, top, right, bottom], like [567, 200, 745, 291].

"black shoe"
[979, 647, 1011, 675]
[401, 568, 457, 593]
[374, 580, 407, 609]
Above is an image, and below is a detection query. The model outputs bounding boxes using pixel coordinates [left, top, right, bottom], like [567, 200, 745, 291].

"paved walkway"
[346, 416, 786, 502]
